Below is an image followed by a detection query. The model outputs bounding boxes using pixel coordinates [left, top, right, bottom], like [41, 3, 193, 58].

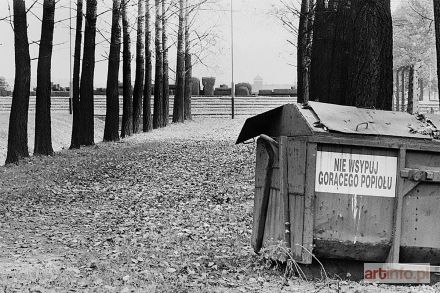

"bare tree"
[79, 0, 97, 146]
[6, 0, 31, 164]
[143, 0, 153, 132]
[133, 0, 145, 133]
[184, 0, 192, 120]
[173, 0, 185, 123]
[34, 0, 55, 156]
[434, 0, 440, 106]
[297, 0, 308, 103]
[70, 0, 83, 149]
[104, 0, 121, 142]
[153, 0, 164, 128]
[121, 0, 133, 137]
[162, 0, 170, 126]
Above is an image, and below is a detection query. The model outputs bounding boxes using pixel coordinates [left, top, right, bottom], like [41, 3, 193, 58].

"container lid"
[236, 102, 440, 144]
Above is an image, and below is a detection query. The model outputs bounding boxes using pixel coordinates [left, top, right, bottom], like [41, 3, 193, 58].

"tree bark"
[347, 0, 393, 110]
[6, 0, 31, 164]
[79, 0, 97, 146]
[297, 0, 308, 103]
[434, 0, 440, 108]
[104, 0, 121, 142]
[311, 0, 351, 104]
[395, 68, 400, 111]
[401, 67, 405, 111]
[143, 0, 153, 132]
[133, 0, 145, 133]
[153, 0, 164, 128]
[184, 1, 192, 120]
[407, 65, 415, 114]
[70, 0, 83, 149]
[162, 0, 170, 126]
[34, 0, 55, 156]
[302, 0, 315, 104]
[173, 0, 185, 123]
[310, 0, 392, 110]
[121, 0, 133, 137]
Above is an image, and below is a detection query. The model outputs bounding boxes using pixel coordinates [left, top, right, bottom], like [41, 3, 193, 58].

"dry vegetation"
[0, 117, 439, 292]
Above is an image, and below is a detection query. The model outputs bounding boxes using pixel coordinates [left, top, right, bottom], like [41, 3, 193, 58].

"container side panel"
[400, 151, 440, 264]
[303, 143, 317, 264]
[406, 151, 440, 169]
[252, 140, 269, 250]
[263, 188, 286, 247]
[287, 139, 307, 195]
[313, 144, 396, 261]
[287, 139, 307, 260]
[401, 185, 440, 249]
[290, 194, 304, 259]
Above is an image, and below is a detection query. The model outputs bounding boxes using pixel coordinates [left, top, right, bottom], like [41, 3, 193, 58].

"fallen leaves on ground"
[0, 118, 438, 292]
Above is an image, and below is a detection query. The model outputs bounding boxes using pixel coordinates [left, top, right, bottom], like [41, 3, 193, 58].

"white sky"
[0, 0, 402, 89]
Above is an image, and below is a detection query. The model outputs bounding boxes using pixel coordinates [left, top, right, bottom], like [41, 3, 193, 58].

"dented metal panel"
[307, 102, 431, 139]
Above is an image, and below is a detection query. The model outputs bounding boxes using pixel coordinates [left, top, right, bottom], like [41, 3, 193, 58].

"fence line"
[0, 96, 296, 117]
[0, 96, 438, 116]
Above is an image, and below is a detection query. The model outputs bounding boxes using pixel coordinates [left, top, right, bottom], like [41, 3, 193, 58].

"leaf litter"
[0, 118, 438, 292]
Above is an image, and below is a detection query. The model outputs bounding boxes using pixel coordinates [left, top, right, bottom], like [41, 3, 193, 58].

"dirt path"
[0, 118, 438, 292]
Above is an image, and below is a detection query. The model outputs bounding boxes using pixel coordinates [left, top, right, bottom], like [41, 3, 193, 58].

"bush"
[214, 87, 231, 96]
[202, 77, 216, 96]
[236, 86, 250, 96]
[235, 82, 252, 94]
[191, 77, 200, 96]
[259, 89, 273, 96]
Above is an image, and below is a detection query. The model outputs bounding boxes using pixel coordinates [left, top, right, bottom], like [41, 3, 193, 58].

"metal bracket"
[401, 168, 440, 182]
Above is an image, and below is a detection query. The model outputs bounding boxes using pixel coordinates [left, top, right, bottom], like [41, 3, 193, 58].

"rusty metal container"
[237, 102, 440, 265]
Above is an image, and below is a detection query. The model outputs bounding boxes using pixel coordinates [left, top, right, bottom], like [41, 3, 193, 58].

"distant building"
[253, 75, 263, 94]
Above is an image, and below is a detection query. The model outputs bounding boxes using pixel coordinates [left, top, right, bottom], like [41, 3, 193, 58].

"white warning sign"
[315, 151, 397, 197]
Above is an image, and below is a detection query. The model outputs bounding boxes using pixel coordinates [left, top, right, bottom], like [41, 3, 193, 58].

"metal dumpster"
[237, 102, 440, 265]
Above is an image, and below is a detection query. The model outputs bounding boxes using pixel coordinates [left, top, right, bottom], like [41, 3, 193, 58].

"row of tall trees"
[6, 0, 200, 164]
[393, 0, 436, 112]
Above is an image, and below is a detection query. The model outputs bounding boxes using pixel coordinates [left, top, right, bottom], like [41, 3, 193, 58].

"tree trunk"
[395, 68, 400, 111]
[104, 0, 121, 142]
[347, 0, 393, 110]
[407, 65, 415, 114]
[162, 0, 170, 126]
[302, 0, 315, 103]
[79, 0, 97, 146]
[143, 0, 153, 132]
[434, 0, 440, 108]
[419, 78, 424, 101]
[133, 0, 145, 133]
[121, 0, 133, 137]
[153, 0, 164, 129]
[401, 68, 405, 111]
[70, 0, 83, 149]
[184, 1, 192, 120]
[34, 0, 55, 156]
[310, 0, 392, 110]
[297, 0, 308, 103]
[6, 0, 31, 164]
[173, 0, 185, 123]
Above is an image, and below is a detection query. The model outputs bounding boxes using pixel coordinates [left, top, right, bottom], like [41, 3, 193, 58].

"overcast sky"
[0, 0, 401, 89]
